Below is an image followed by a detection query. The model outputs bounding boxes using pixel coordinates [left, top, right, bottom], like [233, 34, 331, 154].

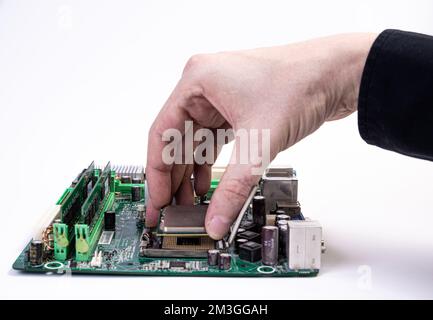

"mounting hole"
[257, 265, 276, 274]
[44, 261, 64, 270]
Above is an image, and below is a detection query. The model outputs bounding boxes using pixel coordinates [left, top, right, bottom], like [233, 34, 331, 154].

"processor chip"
[161, 205, 207, 234]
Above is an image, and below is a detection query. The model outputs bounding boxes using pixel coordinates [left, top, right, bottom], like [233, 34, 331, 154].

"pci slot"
[53, 162, 95, 261]
[75, 162, 113, 262]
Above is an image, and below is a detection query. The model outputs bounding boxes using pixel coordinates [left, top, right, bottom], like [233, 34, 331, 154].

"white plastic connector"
[90, 250, 103, 268]
[32, 205, 61, 241]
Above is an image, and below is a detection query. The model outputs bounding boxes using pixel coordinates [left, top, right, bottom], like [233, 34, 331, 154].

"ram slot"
[52, 162, 95, 261]
[75, 162, 113, 262]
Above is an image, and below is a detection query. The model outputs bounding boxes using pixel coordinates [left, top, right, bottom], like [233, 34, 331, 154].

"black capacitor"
[261, 226, 279, 266]
[121, 175, 131, 183]
[239, 241, 262, 262]
[277, 220, 289, 257]
[253, 195, 266, 228]
[235, 238, 248, 252]
[29, 240, 44, 266]
[276, 213, 291, 225]
[219, 253, 231, 270]
[131, 185, 142, 202]
[275, 209, 286, 216]
[207, 249, 220, 266]
[104, 210, 116, 231]
[132, 177, 142, 184]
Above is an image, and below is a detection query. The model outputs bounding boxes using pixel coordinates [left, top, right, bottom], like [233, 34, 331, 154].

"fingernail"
[206, 216, 230, 240]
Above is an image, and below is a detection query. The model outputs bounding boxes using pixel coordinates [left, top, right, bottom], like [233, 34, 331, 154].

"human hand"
[145, 33, 376, 239]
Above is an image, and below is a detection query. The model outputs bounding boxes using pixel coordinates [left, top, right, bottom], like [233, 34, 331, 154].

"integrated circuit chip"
[161, 205, 207, 234]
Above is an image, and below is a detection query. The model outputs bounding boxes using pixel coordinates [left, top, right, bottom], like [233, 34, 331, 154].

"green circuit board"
[12, 163, 322, 277]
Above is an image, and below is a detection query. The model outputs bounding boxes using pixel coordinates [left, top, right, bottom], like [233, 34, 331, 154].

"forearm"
[358, 29, 433, 161]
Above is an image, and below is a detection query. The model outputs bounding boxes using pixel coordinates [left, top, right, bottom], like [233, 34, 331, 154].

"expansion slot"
[75, 162, 113, 262]
[53, 162, 95, 261]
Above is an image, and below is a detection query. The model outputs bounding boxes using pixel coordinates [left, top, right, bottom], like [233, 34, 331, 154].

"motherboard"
[13, 162, 324, 277]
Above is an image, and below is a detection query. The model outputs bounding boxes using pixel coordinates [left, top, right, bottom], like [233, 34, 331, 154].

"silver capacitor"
[207, 249, 220, 266]
[219, 253, 231, 270]
[261, 226, 279, 265]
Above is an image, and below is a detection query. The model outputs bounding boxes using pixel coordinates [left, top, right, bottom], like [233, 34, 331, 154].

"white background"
[1, 0, 432, 299]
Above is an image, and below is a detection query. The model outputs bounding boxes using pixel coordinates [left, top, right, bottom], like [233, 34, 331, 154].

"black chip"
[237, 230, 260, 243]
[169, 261, 186, 268]
[239, 241, 262, 262]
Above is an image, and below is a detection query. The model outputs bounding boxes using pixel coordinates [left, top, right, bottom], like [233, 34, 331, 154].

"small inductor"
[253, 195, 266, 228]
[235, 238, 248, 253]
[207, 249, 220, 266]
[277, 220, 289, 258]
[29, 240, 44, 266]
[261, 226, 279, 266]
[219, 253, 231, 270]
[131, 185, 142, 202]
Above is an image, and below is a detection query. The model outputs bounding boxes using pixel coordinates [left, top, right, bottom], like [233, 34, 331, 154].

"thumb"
[205, 163, 261, 240]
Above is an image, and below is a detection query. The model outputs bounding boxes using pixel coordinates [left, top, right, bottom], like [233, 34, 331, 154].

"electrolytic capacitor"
[104, 210, 116, 231]
[137, 204, 145, 222]
[253, 195, 266, 228]
[29, 240, 44, 266]
[132, 177, 142, 184]
[219, 253, 231, 270]
[276, 213, 291, 225]
[131, 185, 142, 202]
[207, 249, 220, 266]
[261, 226, 279, 266]
[277, 220, 289, 258]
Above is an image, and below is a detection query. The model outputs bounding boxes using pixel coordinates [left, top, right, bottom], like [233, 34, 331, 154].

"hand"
[145, 33, 377, 239]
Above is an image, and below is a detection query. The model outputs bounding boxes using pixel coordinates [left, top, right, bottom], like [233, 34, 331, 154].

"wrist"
[321, 33, 377, 121]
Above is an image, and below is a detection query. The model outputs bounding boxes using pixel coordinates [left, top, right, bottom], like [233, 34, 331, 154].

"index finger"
[145, 82, 202, 225]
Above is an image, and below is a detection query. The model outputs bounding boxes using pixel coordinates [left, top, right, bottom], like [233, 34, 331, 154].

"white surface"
[1, 0, 433, 299]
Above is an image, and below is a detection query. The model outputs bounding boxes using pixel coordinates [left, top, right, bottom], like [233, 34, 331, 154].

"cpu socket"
[158, 205, 215, 252]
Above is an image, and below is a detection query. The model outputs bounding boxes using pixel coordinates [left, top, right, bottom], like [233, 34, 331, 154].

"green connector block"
[75, 192, 115, 262]
[206, 179, 220, 199]
[53, 223, 69, 261]
[75, 224, 91, 261]
[113, 179, 145, 197]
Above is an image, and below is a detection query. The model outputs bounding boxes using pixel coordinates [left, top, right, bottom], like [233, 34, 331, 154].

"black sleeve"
[358, 29, 433, 161]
